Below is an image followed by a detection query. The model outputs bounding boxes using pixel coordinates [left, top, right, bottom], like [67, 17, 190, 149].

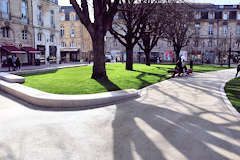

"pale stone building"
[0, 0, 35, 68]
[59, 6, 92, 63]
[32, 0, 60, 64]
[106, 3, 240, 64]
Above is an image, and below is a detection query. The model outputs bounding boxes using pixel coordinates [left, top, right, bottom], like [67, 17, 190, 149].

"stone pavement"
[0, 69, 239, 160]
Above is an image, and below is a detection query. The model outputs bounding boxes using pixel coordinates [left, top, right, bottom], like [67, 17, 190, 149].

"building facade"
[106, 4, 240, 64]
[191, 4, 240, 64]
[59, 6, 92, 63]
[0, 0, 35, 68]
[32, 0, 60, 64]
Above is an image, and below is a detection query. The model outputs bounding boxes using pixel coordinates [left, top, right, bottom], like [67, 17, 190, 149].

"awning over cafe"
[22, 47, 42, 54]
[1, 45, 26, 54]
[60, 48, 79, 52]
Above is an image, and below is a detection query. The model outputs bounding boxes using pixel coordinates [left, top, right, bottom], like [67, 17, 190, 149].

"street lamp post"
[228, 32, 232, 68]
[202, 41, 205, 64]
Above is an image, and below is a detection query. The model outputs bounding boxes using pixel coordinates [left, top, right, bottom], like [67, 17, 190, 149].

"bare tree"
[138, 5, 167, 66]
[164, 1, 194, 61]
[110, 0, 157, 70]
[70, 0, 119, 79]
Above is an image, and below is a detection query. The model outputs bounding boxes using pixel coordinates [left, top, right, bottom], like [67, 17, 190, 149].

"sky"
[58, 0, 240, 6]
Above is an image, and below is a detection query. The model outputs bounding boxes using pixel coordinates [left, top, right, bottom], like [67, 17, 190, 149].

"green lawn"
[225, 77, 240, 113]
[23, 63, 231, 95]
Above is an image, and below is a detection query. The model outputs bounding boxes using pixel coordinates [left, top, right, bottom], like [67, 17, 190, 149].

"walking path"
[0, 69, 239, 160]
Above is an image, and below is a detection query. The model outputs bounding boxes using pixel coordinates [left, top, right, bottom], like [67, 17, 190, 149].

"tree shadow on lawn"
[155, 66, 174, 70]
[132, 70, 169, 89]
[96, 78, 121, 92]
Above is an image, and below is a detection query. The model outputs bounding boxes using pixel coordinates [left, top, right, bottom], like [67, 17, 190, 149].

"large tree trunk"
[126, 47, 134, 70]
[145, 50, 151, 66]
[175, 48, 181, 62]
[91, 33, 107, 79]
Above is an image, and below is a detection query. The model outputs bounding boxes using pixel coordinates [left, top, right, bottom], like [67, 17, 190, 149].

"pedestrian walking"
[16, 57, 21, 71]
[12, 55, 17, 71]
[47, 56, 50, 66]
[236, 56, 240, 78]
[7, 56, 12, 72]
[190, 58, 193, 69]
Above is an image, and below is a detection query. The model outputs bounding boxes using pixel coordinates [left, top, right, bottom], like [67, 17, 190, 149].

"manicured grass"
[225, 77, 240, 113]
[23, 63, 231, 95]
[191, 65, 233, 72]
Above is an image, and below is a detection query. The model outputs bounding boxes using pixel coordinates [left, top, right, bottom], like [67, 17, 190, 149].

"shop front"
[49, 46, 57, 63]
[22, 47, 42, 65]
[164, 50, 174, 62]
[60, 48, 80, 63]
[192, 50, 202, 64]
[0, 45, 26, 67]
[37, 45, 46, 64]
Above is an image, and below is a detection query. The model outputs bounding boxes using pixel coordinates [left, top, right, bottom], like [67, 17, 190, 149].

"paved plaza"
[0, 69, 239, 160]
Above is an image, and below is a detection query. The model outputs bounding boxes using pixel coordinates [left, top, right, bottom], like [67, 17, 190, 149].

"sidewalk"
[0, 69, 239, 160]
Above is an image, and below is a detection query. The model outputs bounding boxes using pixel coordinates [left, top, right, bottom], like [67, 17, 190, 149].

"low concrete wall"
[13, 68, 58, 76]
[11, 64, 88, 76]
[0, 72, 25, 83]
[0, 80, 139, 108]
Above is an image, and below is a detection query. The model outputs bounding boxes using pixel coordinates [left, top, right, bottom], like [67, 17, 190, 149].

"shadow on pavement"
[113, 99, 240, 160]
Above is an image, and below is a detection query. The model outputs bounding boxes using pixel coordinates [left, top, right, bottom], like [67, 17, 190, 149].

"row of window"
[37, 33, 55, 42]
[0, 0, 55, 27]
[0, 0, 28, 23]
[60, 13, 79, 21]
[60, 26, 75, 38]
[1, 27, 28, 40]
[37, 6, 55, 28]
[195, 23, 240, 36]
[193, 40, 240, 48]
[1, 27, 56, 42]
[61, 42, 77, 48]
[48, 0, 58, 4]
[195, 11, 240, 20]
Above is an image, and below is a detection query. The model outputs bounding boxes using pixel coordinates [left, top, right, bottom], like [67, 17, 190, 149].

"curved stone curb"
[220, 78, 240, 120]
[13, 64, 88, 76]
[0, 72, 25, 83]
[0, 80, 139, 108]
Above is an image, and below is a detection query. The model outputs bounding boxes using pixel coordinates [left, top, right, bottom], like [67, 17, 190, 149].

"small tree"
[70, 0, 119, 79]
[164, 1, 194, 61]
[110, 0, 157, 70]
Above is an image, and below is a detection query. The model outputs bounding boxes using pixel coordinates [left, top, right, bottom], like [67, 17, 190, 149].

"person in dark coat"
[7, 56, 13, 72]
[16, 57, 21, 71]
[172, 59, 183, 77]
[236, 56, 240, 78]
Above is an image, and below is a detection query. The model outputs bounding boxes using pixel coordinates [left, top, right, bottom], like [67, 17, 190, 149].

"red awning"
[22, 47, 42, 54]
[1, 45, 26, 54]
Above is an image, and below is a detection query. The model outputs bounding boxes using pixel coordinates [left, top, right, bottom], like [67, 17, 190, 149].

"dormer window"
[70, 14, 75, 21]
[195, 12, 201, 19]
[223, 12, 228, 20]
[209, 12, 214, 19]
